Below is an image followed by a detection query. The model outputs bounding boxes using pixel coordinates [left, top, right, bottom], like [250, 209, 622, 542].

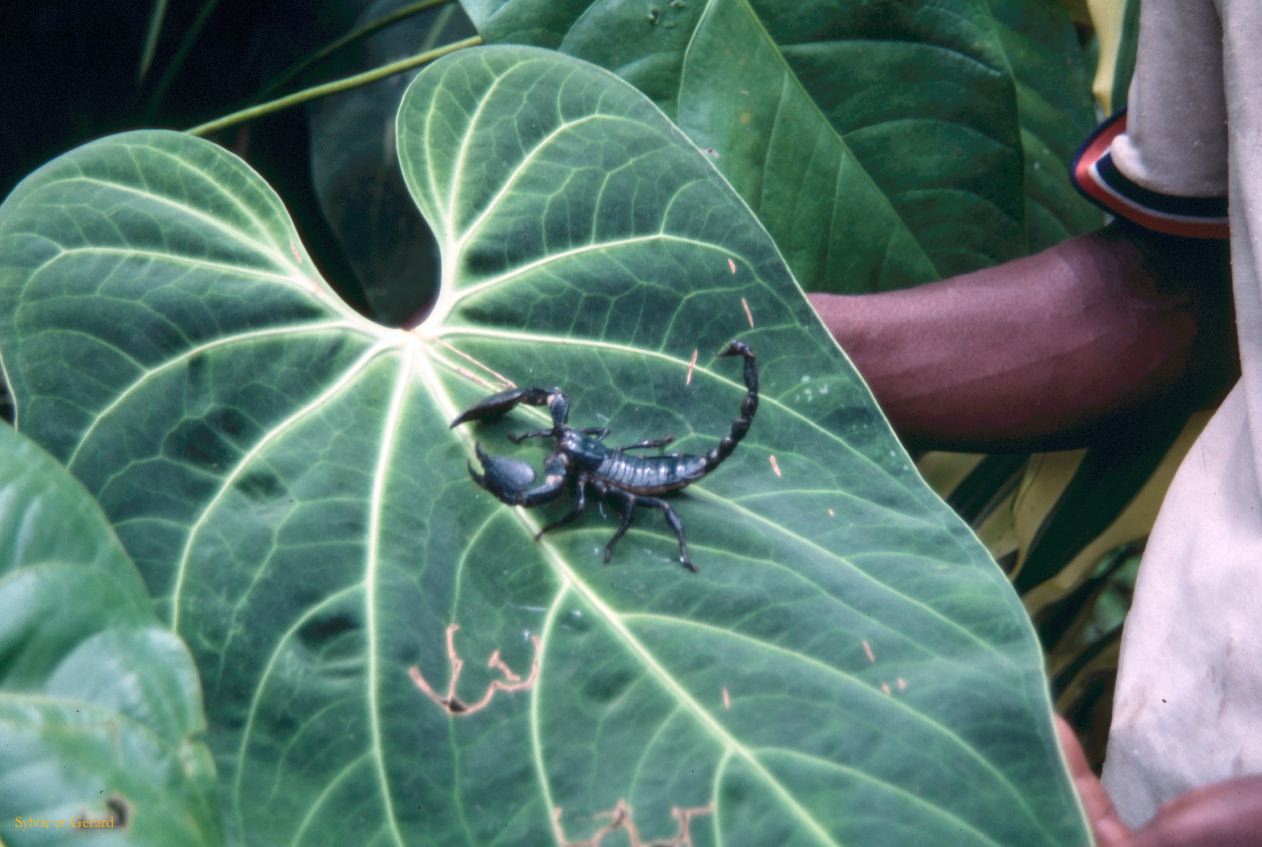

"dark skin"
[808, 220, 1237, 452]
[810, 221, 1262, 842]
[1057, 716, 1262, 847]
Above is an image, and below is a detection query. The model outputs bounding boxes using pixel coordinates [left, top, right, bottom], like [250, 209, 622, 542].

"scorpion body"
[451, 341, 758, 571]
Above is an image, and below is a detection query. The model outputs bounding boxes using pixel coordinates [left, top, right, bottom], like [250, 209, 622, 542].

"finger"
[1055, 715, 1131, 846]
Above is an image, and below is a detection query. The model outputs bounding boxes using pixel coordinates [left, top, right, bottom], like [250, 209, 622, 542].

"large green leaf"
[0, 424, 222, 846]
[986, 0, 1103, 248]
[0, 47, 1087, 844]
[461, 0, 1100, 293]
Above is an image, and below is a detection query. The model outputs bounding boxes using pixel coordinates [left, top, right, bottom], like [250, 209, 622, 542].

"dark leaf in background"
[309, 0, 478, 326]
[460, 0, 1100, 293]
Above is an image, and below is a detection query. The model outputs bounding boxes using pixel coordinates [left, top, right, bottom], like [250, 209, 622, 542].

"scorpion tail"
[703, 340, 758, 472]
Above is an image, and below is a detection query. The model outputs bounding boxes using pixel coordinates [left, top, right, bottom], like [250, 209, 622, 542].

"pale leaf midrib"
[230, 583, 363, 820]
[365, 349, 415, 847]
[65, 320, 371, 469]
[167, 338, 397, 632]
[622, 611, 1045, 837]
[38, 175, 297, 278]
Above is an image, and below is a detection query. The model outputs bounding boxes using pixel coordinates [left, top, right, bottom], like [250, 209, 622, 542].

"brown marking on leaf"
[722, 686, 731, 710]
[408, 623, 541, 716]
[768, 455, 782, 477]
[554, 800, 639, 847]
[669, 804, 714, 846]
[434, 337, 516, 388]
[685, 349, 699, 386]
[740, 297, 754, 328]
[727, 257, 737, 275]
[827, 507, 835, 518]
[862, 640, 875, 663]
[290, 239, 304, 264]
[553, 800, 714, 847]
[897, 677, 908, 691]
[881, 681, 892, 696]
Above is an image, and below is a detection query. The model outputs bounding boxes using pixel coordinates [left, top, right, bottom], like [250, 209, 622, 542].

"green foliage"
[310, 0, 478, 325]
[1013, 419, 1185, 594]
[0, 46, 1087, 845]
[0, 424, 222, 846]
[460, 0, 1101, 293]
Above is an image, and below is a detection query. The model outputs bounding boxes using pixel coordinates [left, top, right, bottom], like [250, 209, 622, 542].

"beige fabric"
[1103, 385, 1262, 824]
[1109, 1, 1227, 198]
[1101, 0, 1262, 827]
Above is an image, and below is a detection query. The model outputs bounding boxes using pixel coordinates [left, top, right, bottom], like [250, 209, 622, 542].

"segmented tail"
[703, 340, 757, 471]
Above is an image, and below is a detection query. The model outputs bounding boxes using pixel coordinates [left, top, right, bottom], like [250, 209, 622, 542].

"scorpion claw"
[468, 443, 537, 499]
[467, 443, 568, 508]
[717, 339, 753, 358]
[450, 387, 559, 428]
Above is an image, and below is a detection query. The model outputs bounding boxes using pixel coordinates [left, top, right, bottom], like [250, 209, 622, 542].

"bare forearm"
[809, 222, 1236, 451]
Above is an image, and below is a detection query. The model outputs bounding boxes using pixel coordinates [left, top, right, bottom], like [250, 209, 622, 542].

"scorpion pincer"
[450, 341, 758, 572]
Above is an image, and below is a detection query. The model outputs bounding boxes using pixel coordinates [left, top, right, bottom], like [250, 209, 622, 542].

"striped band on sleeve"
[1071, 111, 1228, 240]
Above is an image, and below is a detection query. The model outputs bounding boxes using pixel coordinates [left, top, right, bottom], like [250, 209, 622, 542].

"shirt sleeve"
[1071, 0, 1228, 239]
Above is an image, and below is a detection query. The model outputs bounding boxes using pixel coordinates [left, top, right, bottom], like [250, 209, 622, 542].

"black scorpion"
[450, 341, 758, 572]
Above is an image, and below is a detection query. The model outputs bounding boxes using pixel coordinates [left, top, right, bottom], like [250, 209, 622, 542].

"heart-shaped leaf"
[0, 46, 1087, 844]
[462, 0, 1100, 292]
[0, 424, 222, 846]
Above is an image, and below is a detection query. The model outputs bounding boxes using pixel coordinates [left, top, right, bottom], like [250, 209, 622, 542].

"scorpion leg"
[637, 496, 696, 573]
[602, 489, 637, 563]
[534, 474, 588, 540]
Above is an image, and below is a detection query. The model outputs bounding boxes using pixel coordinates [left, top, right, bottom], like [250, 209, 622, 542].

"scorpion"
[450, 341, 758, 572]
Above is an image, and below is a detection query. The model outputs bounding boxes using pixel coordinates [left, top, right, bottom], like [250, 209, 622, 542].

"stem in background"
[185, 35, 482, 138]
[260, 0, 455, 97]
[146, 0, 224, 118]
[138, 0, 170, 82]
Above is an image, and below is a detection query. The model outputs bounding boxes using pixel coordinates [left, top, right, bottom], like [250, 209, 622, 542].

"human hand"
[1055, 715, 1262, 846]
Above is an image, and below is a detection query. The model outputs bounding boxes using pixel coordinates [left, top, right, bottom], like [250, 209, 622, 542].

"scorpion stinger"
[452, 340, 758, 572]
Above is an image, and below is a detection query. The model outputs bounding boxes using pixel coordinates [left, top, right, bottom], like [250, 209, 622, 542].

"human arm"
[807, 220, 1236, 452]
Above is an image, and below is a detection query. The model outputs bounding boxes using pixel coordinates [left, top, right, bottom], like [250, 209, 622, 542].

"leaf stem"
[146, 0, 224, 118]
[260, 0, 456, 97]
[137, 0, 170, 82]
[185, 35, 481, 137]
